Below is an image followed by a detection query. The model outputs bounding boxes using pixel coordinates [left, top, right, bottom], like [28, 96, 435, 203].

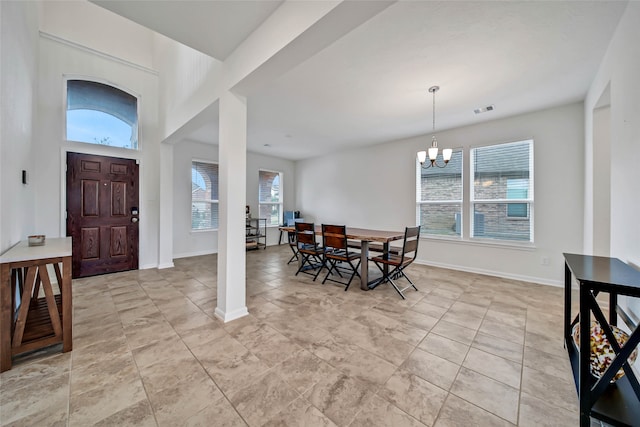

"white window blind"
[471, 140, 533, 241]
[416, 150, 463, 237]
[191, 161, 219, 230]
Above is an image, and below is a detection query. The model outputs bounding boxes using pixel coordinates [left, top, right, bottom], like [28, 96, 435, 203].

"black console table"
[563, 253, 640, 427]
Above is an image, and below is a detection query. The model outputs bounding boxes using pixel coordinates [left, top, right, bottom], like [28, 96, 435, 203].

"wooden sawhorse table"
[0, 237, 72, 372]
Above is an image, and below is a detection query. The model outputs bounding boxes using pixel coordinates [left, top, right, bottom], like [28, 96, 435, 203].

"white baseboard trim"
[173, 249, 216, 259]
[139, 263, 158, 270]
[173, 245, 281, 259]
[413, 259, 563, 287]
[214, 306, 249, 323]
[157, 262, 175, 269]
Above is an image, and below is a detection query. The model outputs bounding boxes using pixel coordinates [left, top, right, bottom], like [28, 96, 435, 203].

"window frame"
[258, 169, 284, 227]
[416, 149, 464, 239]
[470, 139, 534, 243]
[506, 178, 530, 219]
[63, 76, 140, 151]
[191, 159, 219, 231]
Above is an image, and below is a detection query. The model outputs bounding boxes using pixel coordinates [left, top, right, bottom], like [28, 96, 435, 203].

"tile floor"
[1, 245, 586, 426]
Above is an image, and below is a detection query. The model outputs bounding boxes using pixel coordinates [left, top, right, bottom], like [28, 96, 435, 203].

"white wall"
[297, 102, 585, 286]
[35, 11, 161, 268]
[584, 2, 640, 319]
[173, 140, 296, 258]
[585, 2, 640, 268]
[152, 34, 222, 141]
[40, 0, 155, 70]
[0, 1, 40, 253]
[591, 106, 611, 257]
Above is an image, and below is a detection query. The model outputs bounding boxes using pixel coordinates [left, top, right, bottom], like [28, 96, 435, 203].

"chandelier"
[417, 85, 452, 168]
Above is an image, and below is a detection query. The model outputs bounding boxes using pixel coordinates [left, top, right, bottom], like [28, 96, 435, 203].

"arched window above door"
[66, 79, 138, 149]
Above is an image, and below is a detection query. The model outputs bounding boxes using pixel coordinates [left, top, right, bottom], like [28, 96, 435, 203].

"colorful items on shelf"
[572, 320, 638, 383]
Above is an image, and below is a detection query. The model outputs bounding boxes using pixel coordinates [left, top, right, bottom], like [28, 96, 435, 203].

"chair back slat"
[401, 226, 421, 260]
[297, 231, 315, 246]
[406, 226, 420, 238]
[296, 222, 317, 248]
[404, 239, 418, 254]
[296, 222, 314, 232]
[322, 224, 348, 251]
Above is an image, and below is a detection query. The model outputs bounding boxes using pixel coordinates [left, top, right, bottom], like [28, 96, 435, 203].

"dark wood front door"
[66, 152, 139, 278]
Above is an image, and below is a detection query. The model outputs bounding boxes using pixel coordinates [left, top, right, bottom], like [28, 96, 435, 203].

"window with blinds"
[258, 170, 283, 226]
[191, 161, 219, 230]
[66, 79, 138, 149]
[471, 140, 533, 241]
[416, 150, 463, 237]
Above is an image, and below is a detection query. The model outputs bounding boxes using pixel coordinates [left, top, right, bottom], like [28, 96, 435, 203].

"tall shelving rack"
[246, 218, 266, 250]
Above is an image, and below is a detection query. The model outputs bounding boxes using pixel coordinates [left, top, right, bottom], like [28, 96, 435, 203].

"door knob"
[131, 217, 138, 223]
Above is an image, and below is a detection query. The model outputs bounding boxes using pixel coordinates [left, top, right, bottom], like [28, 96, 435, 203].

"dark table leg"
[62, 257, 72, 352]
[383, 242, 390, 279]
[360, 241, 369, 291]
[1, 263, 12, 372]
[564, 262, 572, 345]
[579, 283, 591, 427]
[609, 292, 617, 326]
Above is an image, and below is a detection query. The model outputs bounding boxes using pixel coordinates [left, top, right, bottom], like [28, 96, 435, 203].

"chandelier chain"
[432, 88, 436, 133]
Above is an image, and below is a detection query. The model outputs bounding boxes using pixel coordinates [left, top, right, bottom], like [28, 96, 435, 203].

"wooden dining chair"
[370, 226, 420, 299]
[321, 224, 361, 291]
[294, 222, 325, 280]
[286, 231, 298, 264]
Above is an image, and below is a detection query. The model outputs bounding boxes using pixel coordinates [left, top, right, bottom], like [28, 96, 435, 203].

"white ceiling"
[91, 0, 283, 60]
[92, 1, 628, 161]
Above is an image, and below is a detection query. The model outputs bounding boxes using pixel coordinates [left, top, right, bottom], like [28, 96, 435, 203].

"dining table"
[279, 225, 404, 290]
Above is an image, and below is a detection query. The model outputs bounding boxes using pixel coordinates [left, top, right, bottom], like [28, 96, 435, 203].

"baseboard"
[214, 306, 249, 323]
[173, 245, 278, 259]
[139, 263, 158, 270]
[157, 262, 175, 269]
[173, 249, 216, 259]
[412, 259, 563, 287]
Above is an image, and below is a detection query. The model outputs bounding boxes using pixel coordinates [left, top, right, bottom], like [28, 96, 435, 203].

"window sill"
[421, 235, 536, 251]
[191, 228, 218, 233]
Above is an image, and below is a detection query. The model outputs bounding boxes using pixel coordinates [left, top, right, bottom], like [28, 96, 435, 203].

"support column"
[215, 91, 248, 322]
[158, 142, 174, 269]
